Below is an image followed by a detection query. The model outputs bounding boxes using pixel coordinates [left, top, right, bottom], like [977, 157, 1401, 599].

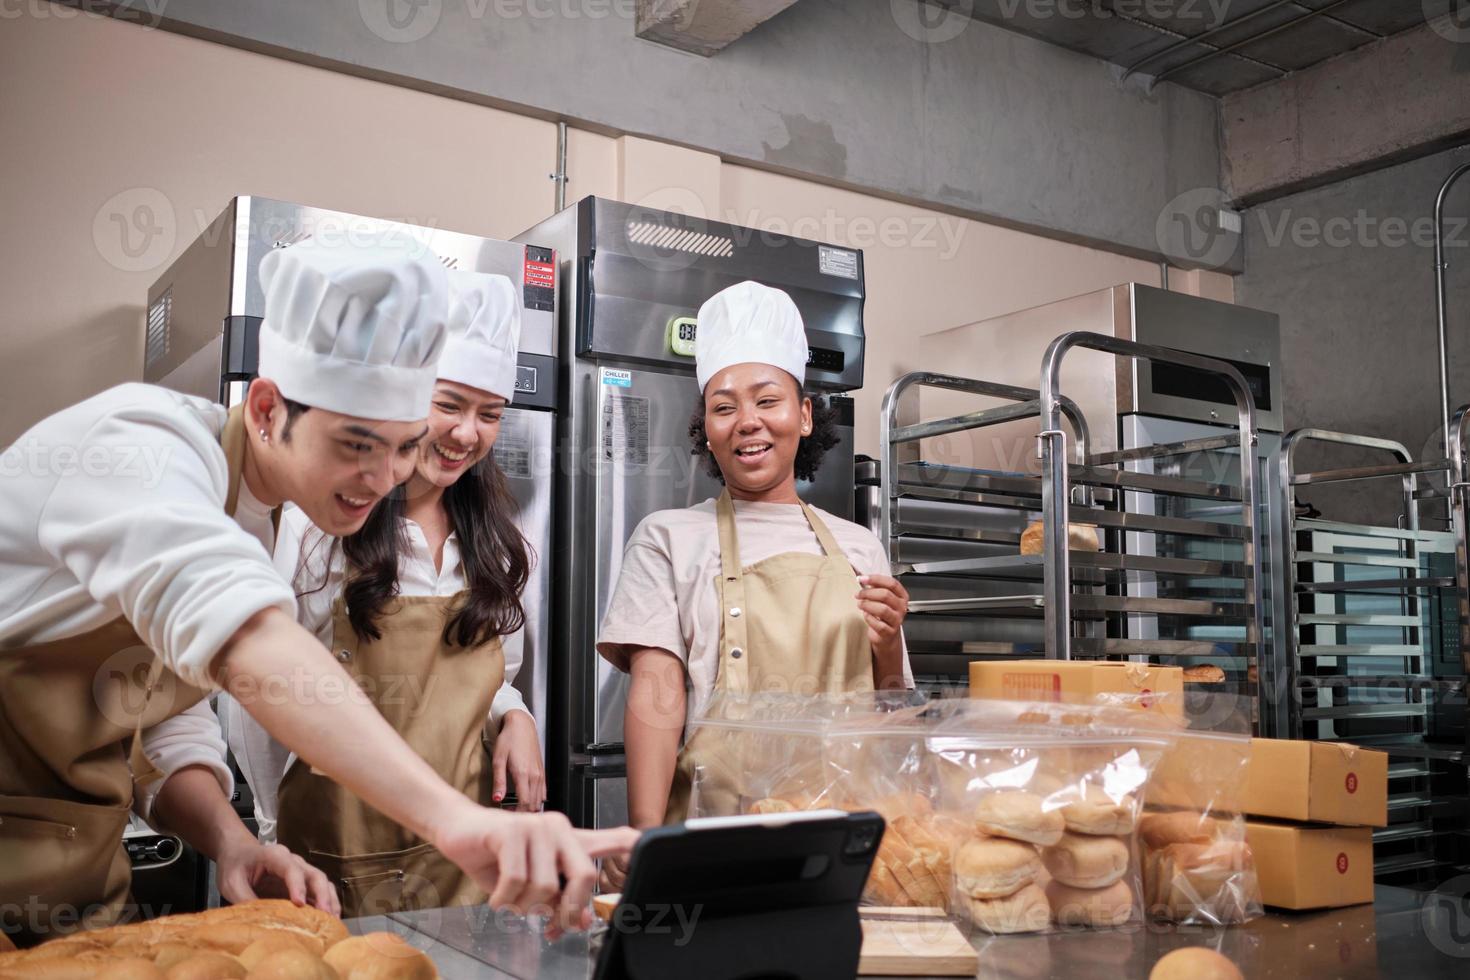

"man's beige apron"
[275, 594, 504, 918]
[663, 490, 875, 824]
[0, 407, 254, 947]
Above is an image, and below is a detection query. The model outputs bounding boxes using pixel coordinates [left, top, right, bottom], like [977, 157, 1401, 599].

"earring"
[259, 428, 269, 443]
[706, 441, 712, 450]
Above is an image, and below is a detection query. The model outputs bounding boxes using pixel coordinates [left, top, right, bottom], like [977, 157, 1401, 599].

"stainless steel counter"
[349, 885, 1470, 979]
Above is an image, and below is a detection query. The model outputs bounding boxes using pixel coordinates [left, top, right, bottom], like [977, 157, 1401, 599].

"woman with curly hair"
[595, 281, 912, 877]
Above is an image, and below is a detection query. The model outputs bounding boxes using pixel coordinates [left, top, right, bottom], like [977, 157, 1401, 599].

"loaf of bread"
[1182, 664, 1226, 684]
[0, 902, 429, 979]
[1019, 520, 1101, 555]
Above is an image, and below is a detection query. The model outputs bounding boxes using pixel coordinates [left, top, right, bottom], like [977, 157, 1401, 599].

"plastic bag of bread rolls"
[689, 692, 1173, 936]
[1097, 690, 1262, 926]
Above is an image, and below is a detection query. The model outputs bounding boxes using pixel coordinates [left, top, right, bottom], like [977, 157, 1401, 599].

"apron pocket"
[0, 794, 131, 934]
[309, 842, 438, 917]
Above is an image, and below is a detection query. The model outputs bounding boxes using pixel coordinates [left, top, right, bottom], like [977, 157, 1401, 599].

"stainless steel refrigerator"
[145, 194, 560, 784]
[516, 197, 866, 828]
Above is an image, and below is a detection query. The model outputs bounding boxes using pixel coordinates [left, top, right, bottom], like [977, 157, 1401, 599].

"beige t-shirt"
[596, 496, 912, 719]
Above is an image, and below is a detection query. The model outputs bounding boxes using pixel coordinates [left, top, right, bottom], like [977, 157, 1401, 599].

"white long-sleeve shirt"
[0, 384, 298, 822]
[230, 503, 533, 839]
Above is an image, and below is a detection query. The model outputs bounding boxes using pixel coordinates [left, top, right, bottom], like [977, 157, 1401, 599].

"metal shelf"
[1301, 704, 1428, 721]
[1295, 577, 1454, 593]
[1298, 644, 1425, 658]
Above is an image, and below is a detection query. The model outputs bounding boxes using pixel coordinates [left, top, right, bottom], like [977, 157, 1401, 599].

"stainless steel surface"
[1039, 332, 1265, 685]
[918, 284, 1282, 457]
[1435, 166, 1470, 460]
[553, 121, 569, 213]
[146, 196, 558, 400]
[514, 196, 866, 827]
[1454, 406, 1470, 676]
[353, 886, 1470, 979]
[502, 407, 555, 762]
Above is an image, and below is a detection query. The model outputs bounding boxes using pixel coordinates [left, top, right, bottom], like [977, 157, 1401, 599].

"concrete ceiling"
[948, 0, 1461, 95]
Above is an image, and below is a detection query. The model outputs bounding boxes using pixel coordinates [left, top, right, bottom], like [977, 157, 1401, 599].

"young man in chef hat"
[594, 280, 913, 886]
[0, 237, 633, 947]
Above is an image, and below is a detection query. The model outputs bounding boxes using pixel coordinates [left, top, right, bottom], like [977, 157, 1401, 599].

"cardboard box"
[1244, 739, 1388, 828]
[968, 660, 1183, 718]
[1245, 820, 1374, 910]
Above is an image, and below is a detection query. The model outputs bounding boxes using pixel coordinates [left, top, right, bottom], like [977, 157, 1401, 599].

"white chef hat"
[256, 235, 449, 421]
[438, 271, 522, 402]
[694, 281, 808, 394]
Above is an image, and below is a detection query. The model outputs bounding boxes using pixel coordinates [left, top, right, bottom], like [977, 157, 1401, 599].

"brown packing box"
[968, 660, 1184, 719]
[1244, 739, 1388, 827]
[1245, 820, 1374, 910]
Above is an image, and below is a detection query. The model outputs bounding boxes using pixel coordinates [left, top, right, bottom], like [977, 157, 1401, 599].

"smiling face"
[703, 362, 812, 501]
[247, 380, 429, 536]
[418, 380, 507, 489]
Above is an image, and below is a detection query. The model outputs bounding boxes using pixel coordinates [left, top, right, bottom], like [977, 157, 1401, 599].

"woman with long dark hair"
[595, 281, 913, 888]
[230, 271, 546, 917]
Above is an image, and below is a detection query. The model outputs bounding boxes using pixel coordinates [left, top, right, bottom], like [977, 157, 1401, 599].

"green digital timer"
[668, 316, 698, 357]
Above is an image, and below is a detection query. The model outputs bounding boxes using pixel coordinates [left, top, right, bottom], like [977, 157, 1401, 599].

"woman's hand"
[215, 839, 340, 917]
[493, 710, 547, 812]
[431, 801, 640, 939]
[857, 573, 909, 688]
[598, 853, 630, 895]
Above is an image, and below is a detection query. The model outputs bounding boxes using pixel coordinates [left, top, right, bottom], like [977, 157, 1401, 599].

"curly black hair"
[689, 386, 842, 484]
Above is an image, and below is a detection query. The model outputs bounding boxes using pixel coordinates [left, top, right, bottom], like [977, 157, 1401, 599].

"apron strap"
[800, 502, 850, 565]
[714, 491, 751, 691]
[126, 654, 170, 790]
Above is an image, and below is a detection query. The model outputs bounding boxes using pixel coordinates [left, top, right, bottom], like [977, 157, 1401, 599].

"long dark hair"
[333, 454, 531, 647]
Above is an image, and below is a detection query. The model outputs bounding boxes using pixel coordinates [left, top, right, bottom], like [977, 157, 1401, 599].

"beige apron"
[274, 594, 504, 918]
[0, 407, 255, 947]
[663, 490, 875, 824]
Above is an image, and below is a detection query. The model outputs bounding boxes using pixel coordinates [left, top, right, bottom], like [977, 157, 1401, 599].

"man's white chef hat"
[694, 281, 808, 394]
[438, 271, 522, 402]
[257, 235, 449, 421]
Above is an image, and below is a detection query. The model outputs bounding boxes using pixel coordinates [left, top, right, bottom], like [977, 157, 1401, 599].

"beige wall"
[0, 10, 1232, 453]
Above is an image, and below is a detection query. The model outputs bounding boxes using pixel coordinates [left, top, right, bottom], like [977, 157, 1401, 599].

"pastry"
[1148, 947, 1243, 980]
[1138, 810, 1218, 848]
[1020, 520, 1100, 555]
[747, 798, 798, 815]
[96, 960, 167, 980]
[1182, 665, 1226, 684]
[954, 838, 1042, 899]
[1041, 832, 1129, 889]
[973, 791, 1065, 846]
[1060, 787, 1136, 836]
[1045, 879, 1134, 927]
[960, 883, 1051, 934]
[242, 948, 335, 980]
[323, 934, 436, 980]
[166, 953, 247, 979]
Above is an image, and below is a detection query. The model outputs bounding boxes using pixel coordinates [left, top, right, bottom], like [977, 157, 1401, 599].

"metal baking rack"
[1034, 332, 1267, 703]
[1272, 426, 1467, 885]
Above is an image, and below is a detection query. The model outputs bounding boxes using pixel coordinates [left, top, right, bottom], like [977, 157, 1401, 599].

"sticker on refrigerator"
[494, 412, 534, 480]
[602, 394, 650, 466]
[818, 245, 859, 280]
[600, 368, 633, 388]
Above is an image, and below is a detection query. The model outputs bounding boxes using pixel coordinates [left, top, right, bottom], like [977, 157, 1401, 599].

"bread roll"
[241, 948, 335, 980]
[1041, 832, 1128, 889]
[153, 944, 201, 971]
[973, 791, 1064, 846]
[1045, 879, 1133, 927]
[166, 953, 247, 979]
[954, 838, 1041, 899]
[1020, 520, 1100, 555]
[96, 959, 168, 980]
[1138, 810, 1218, 848]
[1148, 947, 1243, 980]
[322, 934, 435, 980]
[1060, 787, 1136, 836]
[747, 798, 798, 815]
[960, 883, 1051, 934]
[1182, 665, 1225, 684]
[240, 936, 315, 971]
